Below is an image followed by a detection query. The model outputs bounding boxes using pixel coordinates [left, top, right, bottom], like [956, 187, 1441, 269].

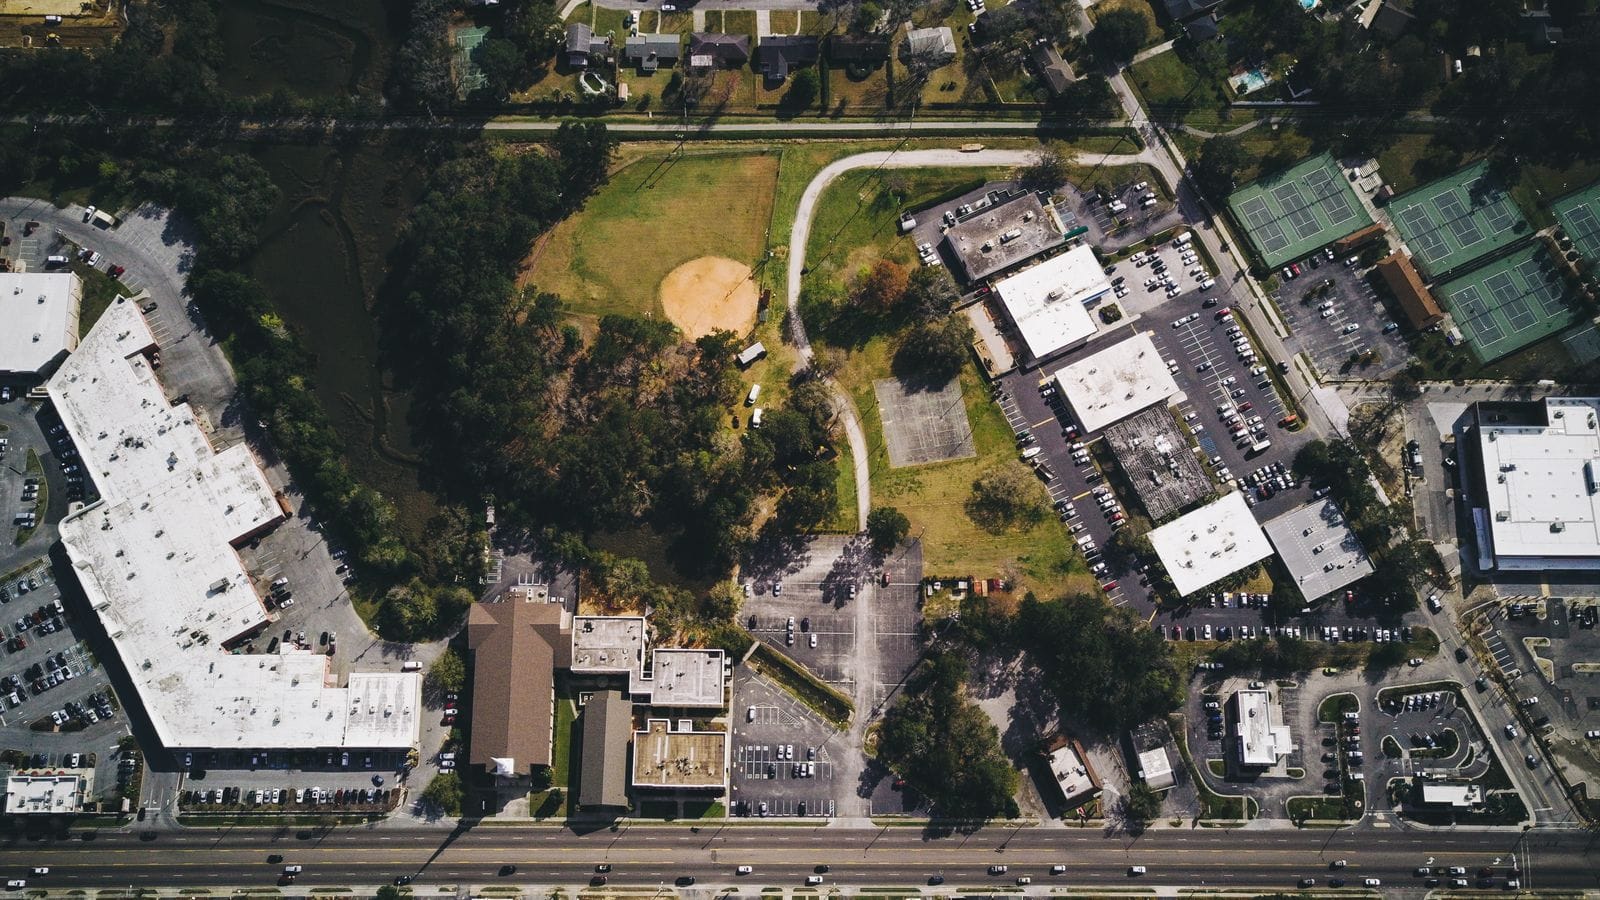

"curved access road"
[785, 148, 1159, 531]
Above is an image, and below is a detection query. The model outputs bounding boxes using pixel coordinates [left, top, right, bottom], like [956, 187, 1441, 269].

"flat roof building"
[1262, 499, 1374, 602]
[0, 272, 80, 377]
[577, 689, 634, 809]
[571, 616, 647, 676]
[50, 298, 420, 751]
[1468, 397, 1600, 571]
[632, 719, 728, 792]
[1417, 781, 1483, 807]
[1229, 688, 1292, 768]
[1137, 747, 1176, 791]
[1042, 735, 1101, 808]
[1103, 406, 1214, 520]
[992, 246, 1107, 363]
[1149, 492, 1275, 596]
[648, 649, 726, 708]
[941, 192, 1066, 284]
[1051, 332, 1182, 434]
[4, 773, 86, 815]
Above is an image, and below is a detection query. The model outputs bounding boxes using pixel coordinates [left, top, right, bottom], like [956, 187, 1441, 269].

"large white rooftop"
[994, 246, 1106, 361]
[4, 774, 85, 815]
[1476, 397, 1600, 568]
[1051, 332, 1181, 433]
[50, 298, 420, 750]
[648, 649, 726, 708]
[0, 272, 80, 375]
[1262, 499, 1374, 601]
[1149, 492, 1274, 596]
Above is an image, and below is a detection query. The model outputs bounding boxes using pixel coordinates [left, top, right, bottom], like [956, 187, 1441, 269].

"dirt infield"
[659, 256, 759, 339]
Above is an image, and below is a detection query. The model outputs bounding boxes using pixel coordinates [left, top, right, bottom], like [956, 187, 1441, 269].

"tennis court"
[1552, 180, 1600, 268]
[1385, 161, 1530, 279]
[1437, 244, 1573, 363]
[453, 25, 490, 99]
[1228, 154, 1373, 270]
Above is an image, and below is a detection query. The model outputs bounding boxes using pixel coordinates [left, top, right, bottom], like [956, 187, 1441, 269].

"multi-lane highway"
[1, 823, 1593, 892]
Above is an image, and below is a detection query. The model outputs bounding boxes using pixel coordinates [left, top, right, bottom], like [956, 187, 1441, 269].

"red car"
[108, 264, 126, 278]
[1239, 402, 1254, 412]
[1101, 581, 1119, 591]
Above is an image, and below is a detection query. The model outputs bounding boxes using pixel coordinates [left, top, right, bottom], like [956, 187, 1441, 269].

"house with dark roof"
[828, 33, 890, 65]
[901, 26, 957, 67]
[1161, 0, 1224, 23]
[1183, 14, 1221, 43]
[1365, 0, 1414, 39]
[1522, 10, 1565, 47]
[577, 690, 634, 810]
[465, 589, 570, 779]
[688, 32, 751, 69]
[565, 23, 612, 68]
[756, 35, 819, 83]
[624, 33, 682, 73]
[1030, 42, 1076, 96]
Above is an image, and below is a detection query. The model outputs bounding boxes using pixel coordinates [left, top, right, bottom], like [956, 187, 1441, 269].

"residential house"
[1183, 14, 1221, 43]
[624, 33, 682, 73]
[688, 32, 751, 70]
[756, 35, 820, 83]
[1161, 0, 1224, 23]
[1522, 10, 1565, 47]
[1365, 0, 1414, 39]
[1030, 42, 1076, 96]
[901, 26, 957, 68]
[565, 22, 612, 68]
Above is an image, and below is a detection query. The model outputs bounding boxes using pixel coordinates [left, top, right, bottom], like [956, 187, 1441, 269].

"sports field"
[1437, 244, 1574, 363]
[1227, 153, 1372, 270]
[1386, 161, 1530, 280]
[524, 149, 779, 323]
[1552, 180, 1600, 268]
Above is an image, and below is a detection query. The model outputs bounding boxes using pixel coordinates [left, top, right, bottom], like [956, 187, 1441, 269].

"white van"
[1198, 278, 1216, 290]
[401, 660, 422, 672]
[750, 407, 764, 428]
[745, 383, 761, 406]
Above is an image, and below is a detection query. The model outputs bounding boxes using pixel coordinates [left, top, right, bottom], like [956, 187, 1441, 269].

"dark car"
[674, 877, 696, 887]
[591, 876, 609, 887]
[499, 866, 517, 876]
[393, 876, 412, 886]
[268, 855, 283, 864]
[928, 876, 945, 885]
[595, 865, 612, 874]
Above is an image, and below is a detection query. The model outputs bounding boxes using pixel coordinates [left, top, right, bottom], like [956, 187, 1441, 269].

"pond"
[217, 0, 439, 537]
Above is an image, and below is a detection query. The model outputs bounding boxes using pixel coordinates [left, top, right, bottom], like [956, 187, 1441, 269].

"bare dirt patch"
[658, 256, 759, 340]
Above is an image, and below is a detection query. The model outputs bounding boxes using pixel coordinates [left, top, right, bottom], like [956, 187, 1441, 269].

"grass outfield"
[525, 149, 781, 322]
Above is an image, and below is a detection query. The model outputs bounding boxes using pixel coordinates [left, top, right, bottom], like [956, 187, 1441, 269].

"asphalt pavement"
[0, 821, 1591, 892]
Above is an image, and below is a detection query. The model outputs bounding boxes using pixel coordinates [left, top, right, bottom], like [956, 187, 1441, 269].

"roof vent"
[1551, 521, 1565, 533]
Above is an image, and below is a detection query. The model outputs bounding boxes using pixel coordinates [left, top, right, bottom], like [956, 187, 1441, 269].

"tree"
[966, 466, 1048, 532]
[1019, 143, 1072, 195]
[780, 68, 820, 112]
[894, 317, 972, 385]
[904, 266, 959, 321]
[1192, 134, 1249, 200]
[475, 37, 525, 99]
[1015, 594, 1182, 733]
[1125, 782, 1162, 826]
[529, 765, 554, 792]
[426, 648, 466, 695]
[377, 886, 404, 900]
[422, 772, 464, 816]
[1090, 8, 1148, 64]
[867, 506, 911, 553]
[859, 258, 910, 312]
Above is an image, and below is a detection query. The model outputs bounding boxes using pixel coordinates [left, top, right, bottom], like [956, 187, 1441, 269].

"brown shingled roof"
[1376, 252, 1444, 330]
[466, 598, 568, 775]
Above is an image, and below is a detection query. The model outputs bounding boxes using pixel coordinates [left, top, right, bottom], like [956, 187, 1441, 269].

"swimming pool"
[1231, 68, 1272, 95]
[1300, 0, 1320, 8]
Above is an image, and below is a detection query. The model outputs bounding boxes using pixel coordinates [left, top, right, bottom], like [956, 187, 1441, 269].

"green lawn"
[721, 9, 757, 36]
[1317, 692, 1357, 723]
[1512, 158, 1600, 230]
[14, 450, 44, 546]
[73, 262, 131, 338]
[1374, 132, 1470, 196]
[1127, 52, 1228, 128]
[550, 690, 577, 788]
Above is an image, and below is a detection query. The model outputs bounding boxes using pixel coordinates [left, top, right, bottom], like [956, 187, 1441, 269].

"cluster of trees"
[391, 0, 561, 108]
[867, 506, 911, 553]
[876, 652, 1020, 820]
[805, 260, 973, 384]
[1014, 594, 1183, 733]
[1182, 0, 1600, 200]
[965, 466, 1049, 533]
[421, 771, 464, 816]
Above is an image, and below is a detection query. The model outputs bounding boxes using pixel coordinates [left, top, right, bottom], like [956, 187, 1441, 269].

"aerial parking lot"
[1274, 255, 1410, 379]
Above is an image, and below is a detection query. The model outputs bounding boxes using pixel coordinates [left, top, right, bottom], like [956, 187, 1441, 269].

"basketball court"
[873, 376, 976, 468]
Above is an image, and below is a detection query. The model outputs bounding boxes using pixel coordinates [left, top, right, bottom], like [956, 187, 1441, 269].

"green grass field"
[73, 262, 130, 338]
[799, 166, 1091, 598]
[526, 149, 781, 322]
[1127, 53, 1227, 127]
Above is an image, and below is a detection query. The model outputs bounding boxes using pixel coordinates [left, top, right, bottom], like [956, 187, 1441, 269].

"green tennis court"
[1227, 153, 1373, 270]
[1386, 161, 1530, 280]
[1552, 180, 1600, 268]
[1437, 244, 1574, 363]
[453, 25, 490, 99]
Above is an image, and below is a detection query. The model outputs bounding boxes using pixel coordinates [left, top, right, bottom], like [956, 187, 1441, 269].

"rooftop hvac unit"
[1496, 511, 1510, 521]
[1551, 521, 1565, 533]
